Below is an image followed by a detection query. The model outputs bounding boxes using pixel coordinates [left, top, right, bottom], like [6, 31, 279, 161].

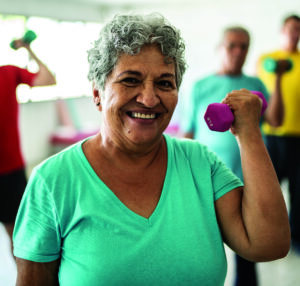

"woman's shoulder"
[165, 135, 213, 160]
[33, 140, 86, 175]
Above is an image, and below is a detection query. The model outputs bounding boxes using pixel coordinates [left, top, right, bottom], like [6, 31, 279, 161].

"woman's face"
[97, 44, 178, 151]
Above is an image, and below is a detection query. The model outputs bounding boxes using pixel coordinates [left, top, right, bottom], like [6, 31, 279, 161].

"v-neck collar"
[78, 134, 171, 226]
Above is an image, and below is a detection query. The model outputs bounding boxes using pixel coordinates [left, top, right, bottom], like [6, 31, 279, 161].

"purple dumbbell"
[204, 91, 268, 132]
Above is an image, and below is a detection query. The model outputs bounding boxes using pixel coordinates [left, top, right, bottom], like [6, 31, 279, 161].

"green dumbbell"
[10, 30, 37, 50]
[263, 58, 293, 73]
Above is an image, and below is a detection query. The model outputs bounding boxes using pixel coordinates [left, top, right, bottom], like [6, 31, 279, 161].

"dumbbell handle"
[204, 91, 267, 132]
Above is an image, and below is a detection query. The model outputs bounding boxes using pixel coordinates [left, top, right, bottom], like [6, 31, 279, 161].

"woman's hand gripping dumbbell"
[204, 90, 268, 132]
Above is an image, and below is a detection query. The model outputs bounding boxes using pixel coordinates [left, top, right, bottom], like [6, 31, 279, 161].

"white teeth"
[132, 112, 155, 119]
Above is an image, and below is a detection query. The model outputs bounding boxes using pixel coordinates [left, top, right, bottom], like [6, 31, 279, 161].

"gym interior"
[0, 0, 299, 285]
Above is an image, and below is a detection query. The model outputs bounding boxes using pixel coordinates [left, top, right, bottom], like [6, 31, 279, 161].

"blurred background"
[0, 0, 299, 285]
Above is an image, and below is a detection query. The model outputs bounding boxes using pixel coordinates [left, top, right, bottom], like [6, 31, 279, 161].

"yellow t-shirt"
[257, 50, 300, 136]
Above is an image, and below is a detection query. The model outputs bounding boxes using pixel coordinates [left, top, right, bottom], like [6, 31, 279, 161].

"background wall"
[19, 96, 101, 170]
[1, 0, 299, 170]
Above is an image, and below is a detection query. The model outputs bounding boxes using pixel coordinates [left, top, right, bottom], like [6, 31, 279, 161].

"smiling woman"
[13, 13, 290, 286]
[93, 44, 179, 151]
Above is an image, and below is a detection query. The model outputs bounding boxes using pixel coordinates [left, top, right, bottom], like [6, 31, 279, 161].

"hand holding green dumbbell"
[10, 30, 37, 50]
[263, 58, 293, 73]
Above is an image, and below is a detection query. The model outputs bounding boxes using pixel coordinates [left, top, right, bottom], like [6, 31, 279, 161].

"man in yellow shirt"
[257, 14, 300, 254]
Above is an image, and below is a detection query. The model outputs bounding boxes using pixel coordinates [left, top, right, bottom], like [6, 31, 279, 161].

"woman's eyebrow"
[116, 70, 141, 79]
[160, 73, 176, 79]
[116, 71, 176, 79]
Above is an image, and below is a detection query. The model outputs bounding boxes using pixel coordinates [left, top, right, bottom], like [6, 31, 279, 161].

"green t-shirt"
[182, 74, 269, 181]
[13, 134, 243, 286]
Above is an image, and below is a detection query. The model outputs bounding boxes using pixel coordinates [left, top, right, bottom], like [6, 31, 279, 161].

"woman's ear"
[93, 84, 102, 111]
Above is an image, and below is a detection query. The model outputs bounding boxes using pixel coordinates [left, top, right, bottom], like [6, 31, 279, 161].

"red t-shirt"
[0, 65, 37, 174]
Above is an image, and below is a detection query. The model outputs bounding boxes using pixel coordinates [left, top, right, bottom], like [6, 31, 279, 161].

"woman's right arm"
[16, 258, 60, 286]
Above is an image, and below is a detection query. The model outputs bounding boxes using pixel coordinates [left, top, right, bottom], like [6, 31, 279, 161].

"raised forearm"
[237, 131, 290, 261]
[215, 90, 290, 261]
[25, 45, 56, 86]
[265, 74, 284, 127]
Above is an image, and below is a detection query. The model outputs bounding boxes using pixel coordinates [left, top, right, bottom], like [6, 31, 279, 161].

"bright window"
[0, 14, 101, 103]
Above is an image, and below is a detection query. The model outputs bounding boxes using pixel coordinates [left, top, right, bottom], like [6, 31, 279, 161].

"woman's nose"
[136, 82, 160, 107]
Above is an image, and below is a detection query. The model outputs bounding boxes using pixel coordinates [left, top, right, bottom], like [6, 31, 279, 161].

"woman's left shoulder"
[165, 134, 212, 160]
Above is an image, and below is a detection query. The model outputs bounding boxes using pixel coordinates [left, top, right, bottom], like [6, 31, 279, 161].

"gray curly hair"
[87, 13, 187, 91]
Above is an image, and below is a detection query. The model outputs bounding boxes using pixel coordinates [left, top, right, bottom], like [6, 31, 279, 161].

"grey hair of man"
[87, 13, 187, 93]
[221, 26, 251, 46]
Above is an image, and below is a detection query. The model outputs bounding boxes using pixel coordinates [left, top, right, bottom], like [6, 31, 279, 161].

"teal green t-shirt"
[182, 74, 269, 181]
[13, 134, 242, 286]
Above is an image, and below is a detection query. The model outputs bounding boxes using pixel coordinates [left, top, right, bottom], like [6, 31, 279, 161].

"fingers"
[13, 39, 30, 50]
[222, 89, 261, 112]
[221, 89, 262, 135]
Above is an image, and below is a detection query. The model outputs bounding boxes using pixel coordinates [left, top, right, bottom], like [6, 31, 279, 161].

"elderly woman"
[13, 14, 290, 286]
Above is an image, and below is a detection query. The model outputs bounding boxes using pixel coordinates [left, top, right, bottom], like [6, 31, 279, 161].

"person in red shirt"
[0, 37, 56, 258]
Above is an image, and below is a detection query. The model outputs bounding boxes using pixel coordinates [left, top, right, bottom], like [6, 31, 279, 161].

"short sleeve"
[205, 146, 243, 201]
[175, 137, 244, 202]
[16, 66, 37, 86]
[13, 168, 61, 262]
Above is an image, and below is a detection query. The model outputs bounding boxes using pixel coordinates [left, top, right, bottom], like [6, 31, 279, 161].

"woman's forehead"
[113, 46, 176, 77]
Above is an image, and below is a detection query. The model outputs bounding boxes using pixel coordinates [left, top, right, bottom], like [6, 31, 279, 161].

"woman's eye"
[121, 77, 140, 85]
[157, 80, 175, 89]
